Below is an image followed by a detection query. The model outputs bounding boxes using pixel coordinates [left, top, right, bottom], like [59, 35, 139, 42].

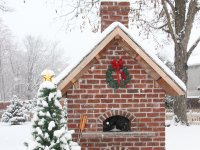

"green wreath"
[106, 65, 131, 89]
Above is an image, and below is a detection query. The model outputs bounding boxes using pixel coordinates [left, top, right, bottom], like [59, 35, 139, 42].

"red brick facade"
[65, 1, 166, 149]
[66, 41, 166, 149]
[0, 101, 10, 110]
[100, 1, 130, 32]
[0, 102, 10, 118]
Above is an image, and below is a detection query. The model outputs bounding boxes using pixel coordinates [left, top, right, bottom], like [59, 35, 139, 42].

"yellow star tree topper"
[41, 69, 55, 82]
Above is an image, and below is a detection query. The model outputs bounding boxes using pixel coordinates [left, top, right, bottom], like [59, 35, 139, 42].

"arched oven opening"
[103, 115, 131, 132]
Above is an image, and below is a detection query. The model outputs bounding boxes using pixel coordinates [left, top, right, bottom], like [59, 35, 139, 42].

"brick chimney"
[100, 0, 130, 32]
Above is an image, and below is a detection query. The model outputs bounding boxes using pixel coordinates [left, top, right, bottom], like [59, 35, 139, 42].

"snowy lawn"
[166, 126, 200, 150]
[0, 122, 31, 150]
[0, 122, 200, 150]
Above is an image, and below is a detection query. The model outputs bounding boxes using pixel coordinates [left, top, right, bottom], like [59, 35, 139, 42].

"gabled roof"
[55, 22, 186, 96]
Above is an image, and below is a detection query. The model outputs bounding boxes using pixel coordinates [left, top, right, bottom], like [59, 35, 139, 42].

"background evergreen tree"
[165, 95, 174, 109]
[1, 95, 26, 125]
[25, 70, 80, 150]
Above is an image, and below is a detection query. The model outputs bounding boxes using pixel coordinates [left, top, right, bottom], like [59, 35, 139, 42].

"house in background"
[187, 55, 200, 108]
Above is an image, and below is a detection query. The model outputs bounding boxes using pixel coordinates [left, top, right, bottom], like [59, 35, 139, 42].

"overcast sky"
[1, 0, 199, 64]
[1, 0, 98, 59]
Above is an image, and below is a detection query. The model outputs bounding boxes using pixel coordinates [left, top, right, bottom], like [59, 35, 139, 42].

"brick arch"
[97, 109, 135, 123]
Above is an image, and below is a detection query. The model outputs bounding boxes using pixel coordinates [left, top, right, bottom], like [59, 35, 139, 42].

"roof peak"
[56, 22, 186, 95]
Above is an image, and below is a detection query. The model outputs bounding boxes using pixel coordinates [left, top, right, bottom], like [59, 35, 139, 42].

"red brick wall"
[0, 102, 10, 119]
[66, 41, 166, 150]
[0, 101, 10, 110]
[100, 1, 130, 32]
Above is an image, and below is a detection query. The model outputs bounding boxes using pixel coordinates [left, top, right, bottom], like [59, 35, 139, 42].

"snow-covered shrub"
[21, 99, 37, 121]
[22, 100, 34, 112]
[25, 79, 80, 150]
[167, 115, 182, 127]
[165, 95, 174, 109]
[1, 95, 26, 125]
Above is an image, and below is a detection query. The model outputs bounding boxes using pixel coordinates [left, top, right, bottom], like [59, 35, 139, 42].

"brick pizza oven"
[56, 0, 186, 149]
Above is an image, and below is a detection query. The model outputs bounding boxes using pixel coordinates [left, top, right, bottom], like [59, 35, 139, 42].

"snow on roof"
[54, 22, 117, 85]
[187, 95, 199, 99]
[187, 90, 200, 98]
[55, 22, 186, 92]
[116, 23, 186, 92]
[188, 55, 200, 66]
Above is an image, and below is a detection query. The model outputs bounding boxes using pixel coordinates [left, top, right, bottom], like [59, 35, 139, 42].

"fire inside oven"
[103, 115, 131, 132]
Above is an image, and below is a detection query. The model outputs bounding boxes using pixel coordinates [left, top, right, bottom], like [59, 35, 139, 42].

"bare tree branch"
[162, 28, 170, 34]
[0, 0, 12, 12]
[8, 49, 16, 75]
[58, 0, 81, 18]
[187, 36, 200, 59]
[183, 0, 199, 48]
[149, 22, 168, 30]
[165, 0, 175, 14]
[161, 0, 178, 46]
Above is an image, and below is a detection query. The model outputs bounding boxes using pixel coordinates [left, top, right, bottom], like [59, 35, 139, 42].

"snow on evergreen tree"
[25, 69, 80, 150]
[165, 95, 174, 109]
[1, 95, 26, 125]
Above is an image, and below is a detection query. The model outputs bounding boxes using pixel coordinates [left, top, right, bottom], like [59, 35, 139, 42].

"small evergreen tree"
[165, 95, 174, 109]
[26, 70, 80, 150]
[1, 95, 26, 125]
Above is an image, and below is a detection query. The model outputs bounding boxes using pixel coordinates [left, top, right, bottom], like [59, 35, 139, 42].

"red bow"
[111, 59, 126, 84]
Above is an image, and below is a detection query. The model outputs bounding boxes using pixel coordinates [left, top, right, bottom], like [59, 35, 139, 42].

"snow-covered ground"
[0, 122, 31, 150]
[166, 126, 200, 150]
[0, 122, 200, 150]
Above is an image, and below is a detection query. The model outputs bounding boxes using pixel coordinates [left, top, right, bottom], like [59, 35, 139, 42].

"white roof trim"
[54, 23, 118, 85]
[55, 22, 186, 93]
[115, 23, 186, 92]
